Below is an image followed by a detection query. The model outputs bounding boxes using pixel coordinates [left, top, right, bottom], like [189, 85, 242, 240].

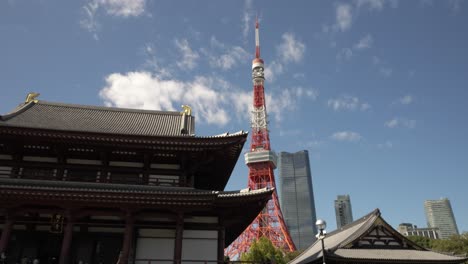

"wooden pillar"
[119, 213, 134, 264]
[217, 224, 226, 264]
[173, 212, 184, 264]
[0, 214, 14, 253]
[59, 212, 74, 264]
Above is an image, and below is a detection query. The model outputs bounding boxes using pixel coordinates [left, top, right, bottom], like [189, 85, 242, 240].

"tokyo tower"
[225, 19, 296, 259]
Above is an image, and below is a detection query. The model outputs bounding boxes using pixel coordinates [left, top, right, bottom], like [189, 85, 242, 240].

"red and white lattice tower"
[225, 19, 296, 259]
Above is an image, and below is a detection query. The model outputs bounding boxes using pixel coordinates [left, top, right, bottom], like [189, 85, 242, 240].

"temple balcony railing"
[0, 169, 188, 187]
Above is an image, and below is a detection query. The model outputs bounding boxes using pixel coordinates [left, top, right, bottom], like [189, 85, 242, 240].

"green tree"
[240, 237, 287, 264]
[407, 235, 434, 248]
[431, 232, 468, 256]
[283, 250, 303, 262]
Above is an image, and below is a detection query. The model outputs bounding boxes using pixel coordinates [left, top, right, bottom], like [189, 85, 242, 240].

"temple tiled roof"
[289, 209, 467, 264]
[0, 100, 195, 137]
[0, 178, 273, 245]
[332, 249, 467, 261]
[0, 178, 272, 199]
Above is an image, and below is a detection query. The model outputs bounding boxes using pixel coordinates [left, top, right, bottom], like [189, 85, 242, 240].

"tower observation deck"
[225, 19, 296, 259]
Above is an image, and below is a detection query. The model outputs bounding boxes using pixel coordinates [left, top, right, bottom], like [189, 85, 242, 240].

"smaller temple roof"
[0, 100, 195, 137]
[290, 209, 467, 264]
[331, 248, 468, 261]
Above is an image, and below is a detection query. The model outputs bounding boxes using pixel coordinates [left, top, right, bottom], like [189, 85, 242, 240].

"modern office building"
[335, 195, 353, 229]
[277, 150, 317, 250]
[398, 223, 440, 239]
[424, 198, 459, 239]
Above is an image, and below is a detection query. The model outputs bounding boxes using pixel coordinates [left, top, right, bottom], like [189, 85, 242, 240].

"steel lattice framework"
[225, 19, 296, 259]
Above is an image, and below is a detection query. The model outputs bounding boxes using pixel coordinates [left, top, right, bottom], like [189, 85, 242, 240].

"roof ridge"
[36, 100, 184, 116]
[327, 208, 380, 237]
[331, 208, 381, 250]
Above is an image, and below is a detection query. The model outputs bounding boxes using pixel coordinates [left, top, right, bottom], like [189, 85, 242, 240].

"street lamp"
[315, 219, 327, 264]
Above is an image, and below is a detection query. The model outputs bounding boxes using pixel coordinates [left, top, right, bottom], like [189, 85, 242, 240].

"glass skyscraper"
[335, 194, 353, 229]
[277, 150, 317, 250]
[424, 198, 459, 239]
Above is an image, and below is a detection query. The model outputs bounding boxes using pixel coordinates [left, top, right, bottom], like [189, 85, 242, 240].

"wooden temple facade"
[0, 96, 273, 264]
[289, 209, 467, 264]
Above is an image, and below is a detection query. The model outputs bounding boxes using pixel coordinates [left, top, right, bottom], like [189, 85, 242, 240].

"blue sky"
[1, 0, 467, 234]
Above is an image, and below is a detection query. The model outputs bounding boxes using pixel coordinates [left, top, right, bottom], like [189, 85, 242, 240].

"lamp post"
[315, 219, 327, 264]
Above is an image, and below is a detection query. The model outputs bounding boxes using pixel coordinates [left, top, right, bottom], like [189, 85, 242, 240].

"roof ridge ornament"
[25, 92, 40, 104]
[181, 105, 192, 116]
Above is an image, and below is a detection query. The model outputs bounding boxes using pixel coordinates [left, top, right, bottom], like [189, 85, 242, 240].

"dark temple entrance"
[6, 231, 61, 264]
[3, 231, 122, 264]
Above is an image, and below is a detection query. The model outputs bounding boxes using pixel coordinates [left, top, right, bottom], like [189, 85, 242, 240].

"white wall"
[134, 229, 219, 264]
[181, 230, 218, 263]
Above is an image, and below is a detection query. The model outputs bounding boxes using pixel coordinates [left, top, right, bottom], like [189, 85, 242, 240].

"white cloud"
[206, 37, 249, 71]
[291, 86, 319, 100]
[175, 39, 199, 70]
[293, 73, 305, 79]
[355, 0, 398, 10]
[360, 103, 371, 111]
[262, 32, 306, 83]
[449, 0, 462, 13]
[278, 32, 306, 63]
[331, 131, 362, 142]
[279, 129, 302, 137]
[242, 0, 253, 41]
[264, 60, 284, 83]
[378, 141, 394, 148]
[354, 34, 374, 50]
[380, 67, 393, 77]
[419, 0, 434, 7]
[335, 3, 353, 31]
[337, 34, 373, 61]
[80, 2, 100, 40]
[306, 140, 323, 148]
[97, 0, 146, 17]
[356, 0, 386, 11]
[306, 88, 320, 100]
[398, 95, 413, 105]
[337, 48, 353, 61]
[99, 71, 312, 126]
[327, 95, 371, 111]
[99, 72, 229, 125]
[372, 56, 381, 65]
[384, 117, 416, 128]
[141, 43, 172, 78]
[80, 0, 146, 39]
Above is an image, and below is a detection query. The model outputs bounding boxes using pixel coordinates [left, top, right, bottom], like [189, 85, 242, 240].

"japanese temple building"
[0, 95, 273, 264]
[290, 209, 467, 264]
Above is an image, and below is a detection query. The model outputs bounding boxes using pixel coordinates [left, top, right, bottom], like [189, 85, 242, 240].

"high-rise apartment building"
[424, 198, 459, 239]
[335, 194, 353, 229]
[277, 150, 317, 250]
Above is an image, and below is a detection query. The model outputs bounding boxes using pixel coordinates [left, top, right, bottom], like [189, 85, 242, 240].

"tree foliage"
[407, 235, 433, 248]
[240, 237, 288, 264]
[431, 232, 468, 256]
[283, 250, 303, 263]
[408, 232, 468, 257]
